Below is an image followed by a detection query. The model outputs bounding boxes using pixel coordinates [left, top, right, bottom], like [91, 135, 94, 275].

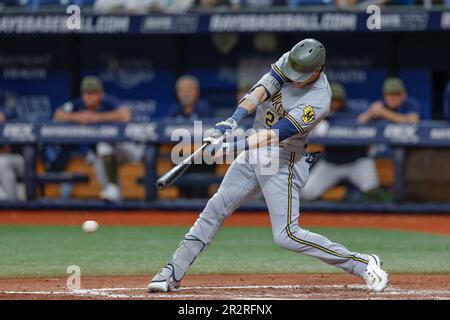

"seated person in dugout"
[168, 75, 213, 120]
[301, 83, 380, 201]
[0, 106, 25, 201]
[358, 77, 420, 124]
[53, 76, 143, 202]
[168, 75, 214, 198]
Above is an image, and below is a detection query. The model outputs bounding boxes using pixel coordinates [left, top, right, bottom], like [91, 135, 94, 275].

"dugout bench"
[1, 120, 449, 206]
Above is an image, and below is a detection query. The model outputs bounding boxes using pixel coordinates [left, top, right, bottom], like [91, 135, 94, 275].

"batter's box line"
[2, 284, 449, 299]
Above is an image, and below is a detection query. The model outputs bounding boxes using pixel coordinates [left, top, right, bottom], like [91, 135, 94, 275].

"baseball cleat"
[100, 183, 122, 202]
[148, 281, 171, 293]
[363, 254, 389, 292]
[147, 265, 180, 293]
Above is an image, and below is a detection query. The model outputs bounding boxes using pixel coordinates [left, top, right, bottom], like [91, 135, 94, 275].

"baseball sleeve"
[250, 53, 290, 101]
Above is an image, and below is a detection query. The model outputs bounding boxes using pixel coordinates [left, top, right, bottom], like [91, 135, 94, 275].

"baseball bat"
[156, 141, 211, 190]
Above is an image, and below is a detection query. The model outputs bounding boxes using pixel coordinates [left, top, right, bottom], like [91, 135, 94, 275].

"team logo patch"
[301, 106, 316, 124]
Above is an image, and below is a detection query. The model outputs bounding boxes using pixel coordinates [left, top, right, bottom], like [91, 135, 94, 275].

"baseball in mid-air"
[82, 220, 99, 233]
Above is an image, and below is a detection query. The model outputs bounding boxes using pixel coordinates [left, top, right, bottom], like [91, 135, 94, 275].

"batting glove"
[204, 135, 229, 157]
[214, 118, 238, 135]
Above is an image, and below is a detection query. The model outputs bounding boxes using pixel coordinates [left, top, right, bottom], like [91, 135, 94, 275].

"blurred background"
[0, 0, 449, 213]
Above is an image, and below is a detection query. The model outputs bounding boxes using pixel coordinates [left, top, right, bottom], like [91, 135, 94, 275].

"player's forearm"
[226, 86, 267, 126]
[224, 129, 277, 155]
[381, 109, 419, 123]
[214, 86, 268, 135]
[357, 112, 372, 123]
[93, 107, 131, 123]
[246, 129, 278, 150]
[239, 86, 267, 114]
[53, 109, 75, 122]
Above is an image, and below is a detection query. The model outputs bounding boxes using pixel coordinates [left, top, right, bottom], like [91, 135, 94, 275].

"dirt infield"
[1, 274, 449, 300]
[1, 210, 449, 300]
[0, 210, 449, 235]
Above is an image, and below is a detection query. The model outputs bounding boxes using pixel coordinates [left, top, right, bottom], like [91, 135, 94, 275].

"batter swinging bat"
[156, 141, 212, 190]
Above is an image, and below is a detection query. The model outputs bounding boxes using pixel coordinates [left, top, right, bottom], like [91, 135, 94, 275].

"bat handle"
[181, 142, 210, 165]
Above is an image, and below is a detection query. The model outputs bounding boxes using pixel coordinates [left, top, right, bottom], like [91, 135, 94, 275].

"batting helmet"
[281, 38, 326, 82]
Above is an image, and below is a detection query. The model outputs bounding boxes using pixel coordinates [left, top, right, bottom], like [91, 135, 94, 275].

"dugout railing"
[0, 120, 449, 212]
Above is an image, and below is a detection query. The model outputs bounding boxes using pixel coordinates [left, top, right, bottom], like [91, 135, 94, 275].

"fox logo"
[302, 105, 316, 124]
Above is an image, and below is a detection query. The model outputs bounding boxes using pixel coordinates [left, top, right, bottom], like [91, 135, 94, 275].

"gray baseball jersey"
[154, 54, 371, 285]
[254, 52, 332, 152]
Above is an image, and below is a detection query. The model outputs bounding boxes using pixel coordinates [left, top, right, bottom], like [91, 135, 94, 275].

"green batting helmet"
[281, 38, 326, 82]
[81, 76, 103, 93]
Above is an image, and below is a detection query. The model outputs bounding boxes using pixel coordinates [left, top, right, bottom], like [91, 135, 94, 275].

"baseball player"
[148, 39, 389, 293]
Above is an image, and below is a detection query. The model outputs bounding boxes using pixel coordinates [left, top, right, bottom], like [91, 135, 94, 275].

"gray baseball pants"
[164, 148, 369, 282]
[0, 154, 25, 201]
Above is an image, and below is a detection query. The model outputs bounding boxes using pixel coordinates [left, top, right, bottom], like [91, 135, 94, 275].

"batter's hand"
[203, 135, 229, 159]
[214, 118, 237, 135]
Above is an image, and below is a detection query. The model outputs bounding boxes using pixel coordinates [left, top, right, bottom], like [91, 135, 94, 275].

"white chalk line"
[1, 284, 449, 300]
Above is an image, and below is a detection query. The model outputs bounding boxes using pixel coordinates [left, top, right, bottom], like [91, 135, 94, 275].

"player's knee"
[273, 223, 308, 251]
[300, 185, 321, 201]
[273, 229, 297, 251]
[300, 189, 314, 201]
[97, 142, 114, 157]
[0, 157, 10, 170]
[203, 192, 232, 221]
[213, 185, 239, 211]
[273, 235, 292, 250]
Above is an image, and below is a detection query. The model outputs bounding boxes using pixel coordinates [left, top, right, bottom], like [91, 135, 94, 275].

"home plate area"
[1, 274, 449, 300]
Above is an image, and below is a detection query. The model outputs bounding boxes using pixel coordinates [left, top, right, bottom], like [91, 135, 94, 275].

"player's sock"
[167, 237, 206, 282]
[103, 155, 118, 184]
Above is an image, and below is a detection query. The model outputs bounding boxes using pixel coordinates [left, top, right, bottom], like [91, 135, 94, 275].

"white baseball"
[82, 220, 99, 233]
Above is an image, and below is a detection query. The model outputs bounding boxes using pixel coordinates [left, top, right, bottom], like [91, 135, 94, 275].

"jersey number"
[265, 110, 284, 128]
[265, 110, 275, 127]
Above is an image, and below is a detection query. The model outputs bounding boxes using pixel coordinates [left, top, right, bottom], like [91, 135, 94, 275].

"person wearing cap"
[358, 77, 420, 124]
[54, 76, 130, 124]
[301, 83, 380, 201]
[54, 76, 134, 202]
[149, 39, 389, 294]
[168, 75, 214, 199]
[168, 75, 212, 120]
